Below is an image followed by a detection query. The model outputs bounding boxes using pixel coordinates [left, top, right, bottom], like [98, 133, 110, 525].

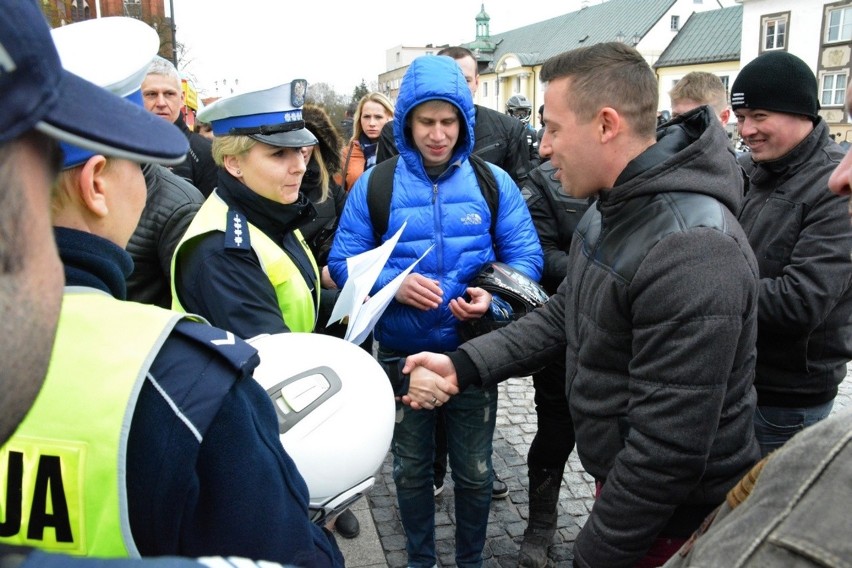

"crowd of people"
[1, 2, 851, 568]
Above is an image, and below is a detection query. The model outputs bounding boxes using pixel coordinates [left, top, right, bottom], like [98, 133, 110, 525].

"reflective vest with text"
[0, 289, 185, 557]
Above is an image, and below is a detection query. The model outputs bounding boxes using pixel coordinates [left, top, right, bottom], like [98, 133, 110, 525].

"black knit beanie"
[731, 51, 819, 120]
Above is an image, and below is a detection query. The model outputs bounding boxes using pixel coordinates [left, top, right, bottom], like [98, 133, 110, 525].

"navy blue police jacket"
[54, 227, 343, 567]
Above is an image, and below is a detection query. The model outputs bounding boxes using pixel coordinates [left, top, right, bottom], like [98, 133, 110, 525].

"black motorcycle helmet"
[458, 262, 550, 341]
[506, 94, 533, 124]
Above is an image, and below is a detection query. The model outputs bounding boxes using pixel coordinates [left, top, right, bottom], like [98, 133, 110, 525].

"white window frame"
[762, 14, 788, 51]
[826, 6, 852, 43]
[671, 15, 680, 31]
[822, 72, 848, 106]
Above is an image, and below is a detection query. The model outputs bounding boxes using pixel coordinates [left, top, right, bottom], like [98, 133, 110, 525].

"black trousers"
[527, 358, 574, 471]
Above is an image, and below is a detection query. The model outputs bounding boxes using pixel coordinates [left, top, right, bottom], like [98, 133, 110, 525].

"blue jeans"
[388, 371, 497, 568]
[753, 400, 834, 457]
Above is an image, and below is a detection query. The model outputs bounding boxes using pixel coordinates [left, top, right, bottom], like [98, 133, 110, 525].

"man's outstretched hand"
[400, 352, 460, 409]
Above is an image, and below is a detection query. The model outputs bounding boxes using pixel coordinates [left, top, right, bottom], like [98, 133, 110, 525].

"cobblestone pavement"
[363, 365, 852, 567]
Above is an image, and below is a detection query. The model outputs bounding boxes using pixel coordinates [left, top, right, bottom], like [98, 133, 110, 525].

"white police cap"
[50, 16, 186, 169]
[198, 80, 318, 148]
[0, 0, 187, 167]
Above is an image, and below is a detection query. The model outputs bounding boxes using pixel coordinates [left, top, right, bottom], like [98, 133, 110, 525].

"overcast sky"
[170, 0, 602, 98]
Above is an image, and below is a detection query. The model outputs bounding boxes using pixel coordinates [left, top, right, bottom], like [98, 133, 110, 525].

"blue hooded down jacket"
[328, 55, 543, 353]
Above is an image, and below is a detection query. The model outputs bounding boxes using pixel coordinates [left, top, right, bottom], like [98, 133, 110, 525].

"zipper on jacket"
[568, 221, 607, 390]
[432, 181, 442, 280]
[473, 142, 502, 156]
[431, 181, 444, 346]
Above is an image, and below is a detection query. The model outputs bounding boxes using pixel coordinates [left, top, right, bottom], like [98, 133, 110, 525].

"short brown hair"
[540, 42, 657, 138]
[669, 72, 728, 116]
[437, 46, 477, 73]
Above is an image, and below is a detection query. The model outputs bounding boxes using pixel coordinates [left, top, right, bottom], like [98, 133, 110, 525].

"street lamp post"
[169, 0, 177, 67]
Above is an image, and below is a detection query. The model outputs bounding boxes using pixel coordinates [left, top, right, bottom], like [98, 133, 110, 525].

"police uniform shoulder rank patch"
[224, 209, 250, 250]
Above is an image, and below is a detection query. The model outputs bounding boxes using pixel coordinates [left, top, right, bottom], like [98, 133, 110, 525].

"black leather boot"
[334, 508, 360, 539]
[518, 467, 563, 568]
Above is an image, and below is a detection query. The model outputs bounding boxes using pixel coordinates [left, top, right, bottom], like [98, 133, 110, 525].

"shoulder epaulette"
[224, 209, 251, 250]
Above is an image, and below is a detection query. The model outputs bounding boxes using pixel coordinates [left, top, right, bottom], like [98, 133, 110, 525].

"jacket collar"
[745, 119, 827, 186]
[216, 170, 316, 240]
[54, 227, 132, 299]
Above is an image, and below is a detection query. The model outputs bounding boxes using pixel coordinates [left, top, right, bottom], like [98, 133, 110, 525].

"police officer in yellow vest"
[169, 79, 365, 540]
[170, 82, 325, 338]
[0, 16, 343, 567]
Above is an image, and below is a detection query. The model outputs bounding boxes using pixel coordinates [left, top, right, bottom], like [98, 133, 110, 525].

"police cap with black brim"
[198, 80, 319, 148]
[0, 0, 189, 166]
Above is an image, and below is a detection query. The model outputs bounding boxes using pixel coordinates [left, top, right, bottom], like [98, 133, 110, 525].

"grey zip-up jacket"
[453, 107, 761, 567]
[738, 120, 852, 407]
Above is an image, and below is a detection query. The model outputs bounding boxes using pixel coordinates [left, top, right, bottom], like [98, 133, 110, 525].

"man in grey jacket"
[732, 51, 852, 456]
[661, 97, 852, 559]
[403, 42, 761, 568]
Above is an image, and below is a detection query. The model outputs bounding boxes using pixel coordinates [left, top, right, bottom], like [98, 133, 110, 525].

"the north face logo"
[461, 213, 483, 226]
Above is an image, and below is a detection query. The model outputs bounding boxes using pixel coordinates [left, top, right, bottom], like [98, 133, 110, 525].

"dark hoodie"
[455, 106, 761, 568]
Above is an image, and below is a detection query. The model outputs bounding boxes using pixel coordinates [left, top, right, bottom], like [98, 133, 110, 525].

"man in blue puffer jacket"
[328, 54, 542, 568]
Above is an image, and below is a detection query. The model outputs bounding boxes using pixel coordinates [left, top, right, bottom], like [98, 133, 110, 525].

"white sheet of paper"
[327, 222, 408, 327]
[345, 244, 435, 345]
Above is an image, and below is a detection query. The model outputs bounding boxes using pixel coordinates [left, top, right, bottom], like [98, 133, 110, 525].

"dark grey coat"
[738, 120, 852, 408]
[455, 107, 761, 567]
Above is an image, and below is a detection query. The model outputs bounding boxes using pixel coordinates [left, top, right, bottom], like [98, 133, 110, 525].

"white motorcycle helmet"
[248, 333, 395, 524]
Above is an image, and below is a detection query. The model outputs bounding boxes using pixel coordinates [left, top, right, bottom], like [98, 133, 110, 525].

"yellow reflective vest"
[0, 289, 185, 557]
[170, 192, 319, 333]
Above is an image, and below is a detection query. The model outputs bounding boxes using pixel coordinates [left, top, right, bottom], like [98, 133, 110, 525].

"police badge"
[291, 79, 307, 107]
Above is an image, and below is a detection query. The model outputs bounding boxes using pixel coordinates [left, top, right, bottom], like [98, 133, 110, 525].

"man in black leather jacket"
[516, 160, 590, 567]
[126, 164, 204, 308]
[141, 57, 218, 198]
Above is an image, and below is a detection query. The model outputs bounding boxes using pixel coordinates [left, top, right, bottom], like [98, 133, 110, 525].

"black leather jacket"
[126, 163, 204, 308]
[171, 115, 218, 198]
[521, 161, 592, 294]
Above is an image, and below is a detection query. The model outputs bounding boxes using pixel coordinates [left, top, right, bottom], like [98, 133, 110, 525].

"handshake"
[394, 352, 461, 410]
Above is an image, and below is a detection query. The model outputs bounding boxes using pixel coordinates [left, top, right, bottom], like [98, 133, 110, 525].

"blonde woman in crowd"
[338, 92, 394, 191]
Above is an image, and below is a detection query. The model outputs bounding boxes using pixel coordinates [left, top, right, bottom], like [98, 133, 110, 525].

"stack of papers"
[327, 221, 434, 344]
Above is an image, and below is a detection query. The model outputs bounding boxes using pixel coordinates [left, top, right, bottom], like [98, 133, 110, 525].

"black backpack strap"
[366, 154, 401, 240]
[367, 153, 500, 240]
[468, 154, 500, 236]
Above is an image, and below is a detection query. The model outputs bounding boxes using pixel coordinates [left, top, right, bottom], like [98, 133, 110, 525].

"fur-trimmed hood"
[303, 103, 343, 175]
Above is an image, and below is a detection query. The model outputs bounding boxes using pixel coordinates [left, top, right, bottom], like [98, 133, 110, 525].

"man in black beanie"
[733, 50, 852, 456]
